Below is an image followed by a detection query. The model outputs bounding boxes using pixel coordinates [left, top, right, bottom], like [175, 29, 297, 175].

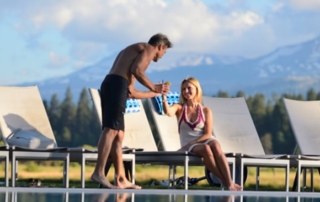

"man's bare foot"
[116, 193, 131, 202]
[91, 193, 110, 202]
[227, 182, 242, 191]
[116, 178, 141, 189]
[91, 173, 118, 189]
[218, 196, 233, 202]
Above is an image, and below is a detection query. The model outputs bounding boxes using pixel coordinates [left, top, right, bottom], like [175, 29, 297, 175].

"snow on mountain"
[18, 35, 320, 102]
[255, 35, 320, 78]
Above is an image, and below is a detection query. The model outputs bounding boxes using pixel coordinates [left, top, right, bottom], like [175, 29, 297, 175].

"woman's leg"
[209, 140, 242, 191]
[191, 144, 227, 186]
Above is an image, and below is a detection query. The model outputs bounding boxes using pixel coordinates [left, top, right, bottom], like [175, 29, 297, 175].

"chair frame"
[145, 98, 236, 190]
[202, 96, 291, 191]
[0, 146, 9, 187]
[283, 98, 320, 192]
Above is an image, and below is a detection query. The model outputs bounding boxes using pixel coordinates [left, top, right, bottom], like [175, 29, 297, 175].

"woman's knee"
[209, 141, 223, 155]
[197, 144, 213, 157]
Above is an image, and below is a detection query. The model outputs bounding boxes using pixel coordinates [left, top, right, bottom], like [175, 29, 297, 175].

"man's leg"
[91, 127, 119, 188]
[110, 130, 141, 189]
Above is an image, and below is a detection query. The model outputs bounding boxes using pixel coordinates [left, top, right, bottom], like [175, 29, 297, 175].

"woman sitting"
[162, 77, 242, 191]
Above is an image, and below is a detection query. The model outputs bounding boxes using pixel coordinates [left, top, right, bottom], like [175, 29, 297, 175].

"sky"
[1, 0, 320, 85]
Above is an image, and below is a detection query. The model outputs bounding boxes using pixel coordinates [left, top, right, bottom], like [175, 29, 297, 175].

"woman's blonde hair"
[179, 77, 203, 104]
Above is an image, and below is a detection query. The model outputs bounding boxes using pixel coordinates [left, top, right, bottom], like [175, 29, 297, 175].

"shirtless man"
[91, 33, 173, 189]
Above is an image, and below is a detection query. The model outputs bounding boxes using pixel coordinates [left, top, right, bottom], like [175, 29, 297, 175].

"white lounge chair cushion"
[153, 92, 180, 115]
[7, 129, 55, 149]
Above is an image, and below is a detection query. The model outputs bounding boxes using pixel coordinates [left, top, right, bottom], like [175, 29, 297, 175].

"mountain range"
[20, 35, 320, 102]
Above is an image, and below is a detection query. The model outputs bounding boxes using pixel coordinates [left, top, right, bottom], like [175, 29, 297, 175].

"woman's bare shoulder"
[171, 103, 182, 111]
[202, 105, 212, 114]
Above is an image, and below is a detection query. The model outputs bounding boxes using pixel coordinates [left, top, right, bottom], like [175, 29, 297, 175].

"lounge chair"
[88, 88, 158, 151]
[89, 88, 228, 190]
[282, 98, 320, 192]
[202, 96, 291, 191]
[88, 87, 160, 188]
[0, 85, 70, 187]
[89, 87, 160, 188]
[145, 94, 236, 190]
[0, 85, 135, 188]
[0, 146, 9, 187]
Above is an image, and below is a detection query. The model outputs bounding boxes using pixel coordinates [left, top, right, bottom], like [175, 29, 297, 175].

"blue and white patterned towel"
[125, 99, 141, 114]
[153, 92, 180, 115]
[98, 89, 141, 114]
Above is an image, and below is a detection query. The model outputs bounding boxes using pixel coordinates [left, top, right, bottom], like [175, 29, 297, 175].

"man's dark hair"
[148, 33, 173, 48]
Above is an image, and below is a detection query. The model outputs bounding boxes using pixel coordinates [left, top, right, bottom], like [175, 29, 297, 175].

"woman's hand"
[177, 144, 190, 152]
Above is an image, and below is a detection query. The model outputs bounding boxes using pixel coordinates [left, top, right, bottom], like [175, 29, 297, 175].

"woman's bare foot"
[227, 182, 242, 191]
[116, 178, 141, 189]
[91, 172, 118, 189]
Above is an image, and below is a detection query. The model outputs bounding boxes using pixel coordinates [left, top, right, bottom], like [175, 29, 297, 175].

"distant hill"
[19, 35, 320, 102]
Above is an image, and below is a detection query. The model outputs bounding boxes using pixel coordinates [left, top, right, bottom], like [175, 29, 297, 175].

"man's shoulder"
[121, 43, 151, 55]
[125, 43, 155, 59]
[126, 42, 149, 49]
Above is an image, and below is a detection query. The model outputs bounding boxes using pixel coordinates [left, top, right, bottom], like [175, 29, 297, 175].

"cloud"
[48, 52, 70, 68]
[2, 0, 264, 56]
[272, 3, 284, 11]
[286, 75, 320, 88]
[223, 11, 264, 31]
[1, 0, 320, 69]
[286, 0, 320, 11]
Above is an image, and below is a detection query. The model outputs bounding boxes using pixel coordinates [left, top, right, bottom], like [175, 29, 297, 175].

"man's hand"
[154, 83, 170, 94]
[153, 92, 162, 97]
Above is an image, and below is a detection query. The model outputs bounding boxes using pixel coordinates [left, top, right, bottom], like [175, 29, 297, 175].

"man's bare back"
[109, 43, 152, 85]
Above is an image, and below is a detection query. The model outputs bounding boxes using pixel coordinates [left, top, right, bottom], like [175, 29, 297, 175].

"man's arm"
[128, 76, 159, 99]
[128, 89, 159, 99]
[130, 47, 157, 92]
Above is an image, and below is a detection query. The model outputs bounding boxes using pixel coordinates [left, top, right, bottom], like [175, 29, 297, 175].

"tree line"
[43, 87, 320, 154]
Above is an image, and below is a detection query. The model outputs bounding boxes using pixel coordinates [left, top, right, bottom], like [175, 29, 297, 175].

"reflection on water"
[0, 191, 320, 202]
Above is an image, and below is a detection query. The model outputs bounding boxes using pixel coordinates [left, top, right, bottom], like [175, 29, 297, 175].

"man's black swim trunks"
[100, 74, 128, 131]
